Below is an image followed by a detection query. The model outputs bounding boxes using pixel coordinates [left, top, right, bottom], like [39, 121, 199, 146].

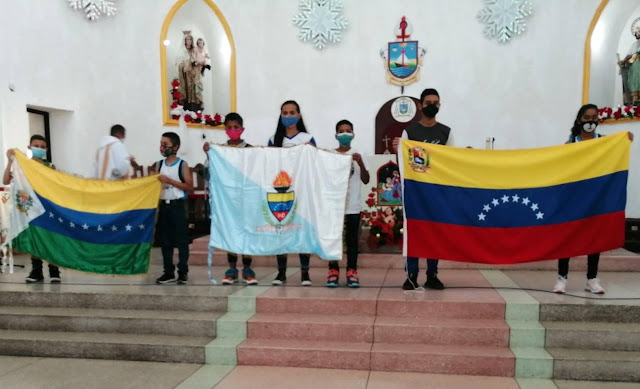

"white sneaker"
[553, 276, 567, 294]
[586, 278, 605, 294]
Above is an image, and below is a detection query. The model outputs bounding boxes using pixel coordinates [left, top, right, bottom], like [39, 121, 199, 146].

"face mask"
[281, 116, 299, 128]
[582, 121, 598, 133]
[225, 129, 244, 141]
[337, 133, 354, 147]
[160, 145, 176, 157]
[422, 104, 439, 118]
[31, 147, 47, 160]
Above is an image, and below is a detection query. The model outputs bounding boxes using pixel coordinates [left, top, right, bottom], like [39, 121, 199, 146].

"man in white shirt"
[94, 125, 134, 180]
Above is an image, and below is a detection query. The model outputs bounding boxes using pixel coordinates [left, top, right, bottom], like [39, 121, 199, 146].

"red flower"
[213, 113, 222, 123]
[196, 113, 203, 119]
[184, 115, 193, 123]
[172, 115, 180, 120]
[171, 79, 180, 88]
[170, 102, 178, 109]
[172, 91, 181, 100]
[366, 198, 375, 207]
[613, 109, 622, 119]
[371, 187, 377, 192]
[204, 114, 213, 122]
[368, 193, 375, 198]
[371, 212, 377, 217]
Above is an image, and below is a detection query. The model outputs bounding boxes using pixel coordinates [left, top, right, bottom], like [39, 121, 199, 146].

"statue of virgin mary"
[176, 30, 204, 111]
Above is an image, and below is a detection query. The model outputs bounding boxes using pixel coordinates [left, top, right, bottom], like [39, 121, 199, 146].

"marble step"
[0, 306, 222, 337]
[0, 287, 231, 312]
[540, 304, 640, 323]
[548, 348, 640, 382]
[543, 321, 640, 351]
[237, 338, 514, 376]
[0, 330, 212, 363]
[247, 313, 375, 342]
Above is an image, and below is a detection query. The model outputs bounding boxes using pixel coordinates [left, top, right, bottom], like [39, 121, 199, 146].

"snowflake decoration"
[68, 0, 117, 21]
[477, 0, 533, 43]
[293, 0, 348, 50]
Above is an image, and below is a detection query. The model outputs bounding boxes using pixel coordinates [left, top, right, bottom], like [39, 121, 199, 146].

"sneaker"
[346, 269, 360, 288]
[25, 270, 44, 283]
[272, 270, 287, 285]
[301, 270, 312, 286]
[586, 278, 605, 294]
[242, 268, 258, 285]
[553, 275, 567, 294]
[222, 268, 239, 285]
[177, 272, 188, 285]
[49, 269, 61, 284]
[425, 274, 445, 290]
[156, 273, 176, 284]
[326, 269, 339, 288]
[402, 273, 419, 290]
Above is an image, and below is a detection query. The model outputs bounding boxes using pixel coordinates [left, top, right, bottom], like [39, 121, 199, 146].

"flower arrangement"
[598, 105, 640, 122]
[361, 187, 403, 249]
[169, 79, 223, 127]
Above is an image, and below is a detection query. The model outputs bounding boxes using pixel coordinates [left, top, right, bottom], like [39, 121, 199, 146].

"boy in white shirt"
[326, 120, 370, 288]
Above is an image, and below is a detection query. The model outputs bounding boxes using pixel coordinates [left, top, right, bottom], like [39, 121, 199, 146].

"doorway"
[27, 108, 51, 162]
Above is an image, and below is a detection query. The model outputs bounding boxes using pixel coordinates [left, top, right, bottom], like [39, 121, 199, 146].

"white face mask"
[582, 121, 598, 133]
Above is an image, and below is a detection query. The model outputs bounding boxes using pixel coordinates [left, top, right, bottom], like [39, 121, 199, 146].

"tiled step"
[540, 304, 640, 323]
[548, 348, 640, 382]
[543, 321, 640, 351]
[256, 288, 379, 316]
[370, 343, 514, 376]
[0, 306, 222, 337]
[247, 313, 374, 342]
[0, 288, 230, 312]
[237, 338, 514, 376]
[374, 317, 509, 347]
[237, 338, 371, 370]
[375, 290, 505, 320]
[0, 330, 212, 363]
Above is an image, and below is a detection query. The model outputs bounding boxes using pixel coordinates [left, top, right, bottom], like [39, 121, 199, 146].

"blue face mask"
[31, 147, 47, 160]
[337, 133, 354, 147]
[281, 116, 299, 128]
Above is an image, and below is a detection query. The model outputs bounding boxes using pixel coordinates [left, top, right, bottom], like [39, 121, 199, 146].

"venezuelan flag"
[10, 151, 161, 274]
[400, 132, 630, 264]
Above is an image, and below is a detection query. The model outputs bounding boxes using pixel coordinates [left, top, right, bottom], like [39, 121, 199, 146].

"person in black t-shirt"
[392, 88, 450, 291]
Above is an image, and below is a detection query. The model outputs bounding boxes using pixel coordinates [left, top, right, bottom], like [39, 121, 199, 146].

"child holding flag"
[326, 120, 369, 288]
[553, 104, 634, 294]
[3, 135, 61, 283]
[203, 113, 258, 285]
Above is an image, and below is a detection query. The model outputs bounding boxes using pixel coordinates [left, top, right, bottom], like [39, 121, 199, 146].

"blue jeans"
[406, 257, 439, 276]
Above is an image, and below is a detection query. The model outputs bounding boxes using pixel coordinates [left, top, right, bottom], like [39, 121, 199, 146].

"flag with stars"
[7, 151, 161, 275]
[400, 132, 631, 264]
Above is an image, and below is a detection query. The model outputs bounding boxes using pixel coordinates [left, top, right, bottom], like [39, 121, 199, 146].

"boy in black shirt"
[392, 88, 451, 291]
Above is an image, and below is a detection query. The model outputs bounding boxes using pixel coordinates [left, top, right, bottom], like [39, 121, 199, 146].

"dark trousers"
[31, 257, 59, 276]
[277, 254, 310, 271]
[558, 253, 600, 280]
[406, 257, 439, 276]
[228, 253, 252, 268]
[329, 214, 360, 271]
[159, 200, 189, 274]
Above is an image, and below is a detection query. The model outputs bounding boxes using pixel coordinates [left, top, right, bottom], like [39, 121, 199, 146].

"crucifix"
[382, 135, 391, 154]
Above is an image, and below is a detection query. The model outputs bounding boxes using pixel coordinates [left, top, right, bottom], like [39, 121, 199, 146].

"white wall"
[1, 0, 639, 215]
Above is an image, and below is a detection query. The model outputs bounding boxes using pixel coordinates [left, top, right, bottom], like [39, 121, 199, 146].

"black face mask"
[422, 104, 439, 118]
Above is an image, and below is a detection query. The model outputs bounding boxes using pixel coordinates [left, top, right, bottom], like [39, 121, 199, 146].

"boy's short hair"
[110, 124, 126, 137]
[162, 132, 181, 147]
[30, 135, 47, 145]
[224, 112, 243, 126]
[335, 119, 353, 133]
[420, 88, 440, 102]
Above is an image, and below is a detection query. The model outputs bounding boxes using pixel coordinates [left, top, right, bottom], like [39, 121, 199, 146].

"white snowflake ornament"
[68, 0, 117, 21]
[293, 0, 348, 50]
[477, 0, 533, 43]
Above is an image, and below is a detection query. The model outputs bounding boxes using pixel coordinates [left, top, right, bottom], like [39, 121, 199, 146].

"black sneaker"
[272, 270, 287, 285]
[156, 273, 176, 284]
[402, 273, 419, 290]
[177, 272, 188, 285]
[49, 269, 61, 284]
[25, 270, 44, 283]
[425, 274, 445, 290]
[301, 270, 312, 286]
